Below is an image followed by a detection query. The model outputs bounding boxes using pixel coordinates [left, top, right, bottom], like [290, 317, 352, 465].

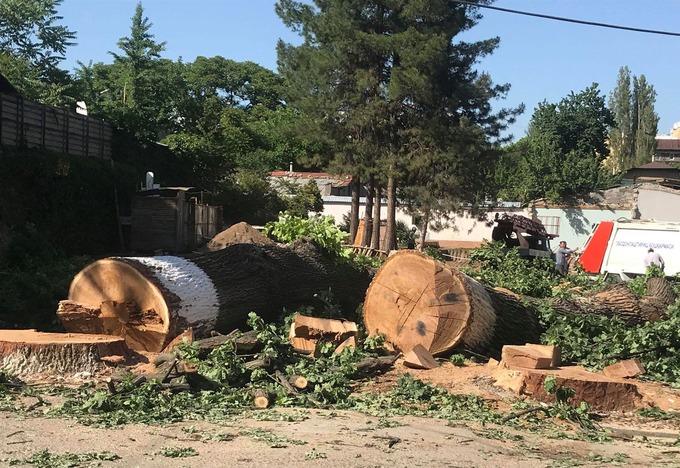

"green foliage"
[273, 180, 324, 218]
[543, 377, 595, 431]
[449, 354, 466, 367]
[467, 242, 557, 297]
[354, 374, 500, 423]
[424, 246, 445, 262]
[497, 84, 614, 202]
[539, 298, 680, 384]
[156, 447, 198, 458]
[0, 0, 76, 104]
[240, 428, 306, 448]
[8, 449, 120, 467]
[264, 214, 348, 257]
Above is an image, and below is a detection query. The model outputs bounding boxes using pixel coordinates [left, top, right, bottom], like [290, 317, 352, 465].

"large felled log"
[0, 330, 129, 376]
[363, 251, 542, 357]
[61, 240, 371, 352]
[552, 277, 676, 325]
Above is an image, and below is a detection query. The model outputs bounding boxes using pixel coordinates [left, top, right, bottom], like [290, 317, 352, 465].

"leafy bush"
[466, 242, 557, 298]
[264, 213, 347, 257]
[539, 299, 680, 384]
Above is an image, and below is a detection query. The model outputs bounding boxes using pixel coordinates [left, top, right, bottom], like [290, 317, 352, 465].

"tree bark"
[371, 182, 382, 250]
[61, 241, 372, 352]
[362, 175, 375, 247]
[0, 330, 129, 377]
[551, 279, 674, 326]
[418, 209, 430, 252]
[383, 175, 397, 252]
[349, 176, 360, 244]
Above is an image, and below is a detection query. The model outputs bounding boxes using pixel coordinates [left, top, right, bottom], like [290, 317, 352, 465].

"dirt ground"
[2, 408, 680, 468]
[3, 361, 680, 467]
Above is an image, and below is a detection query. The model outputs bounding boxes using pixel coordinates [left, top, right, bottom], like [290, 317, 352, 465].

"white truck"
[580, 219, 680, 279]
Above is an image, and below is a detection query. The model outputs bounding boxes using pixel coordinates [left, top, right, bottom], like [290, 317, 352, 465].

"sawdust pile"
[206, 222, 274, 251]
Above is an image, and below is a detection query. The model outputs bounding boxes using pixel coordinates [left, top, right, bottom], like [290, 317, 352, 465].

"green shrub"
[264, 214, 347, 257]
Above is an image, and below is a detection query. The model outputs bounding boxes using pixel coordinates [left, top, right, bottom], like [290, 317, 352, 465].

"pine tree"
[277, 0, 519, 251]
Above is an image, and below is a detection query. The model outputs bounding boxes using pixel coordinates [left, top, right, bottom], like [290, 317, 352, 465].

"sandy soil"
[1, 408, 679, 468]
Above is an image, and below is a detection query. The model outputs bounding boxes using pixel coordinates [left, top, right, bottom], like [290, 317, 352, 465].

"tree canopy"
[497, 84, 615, 203]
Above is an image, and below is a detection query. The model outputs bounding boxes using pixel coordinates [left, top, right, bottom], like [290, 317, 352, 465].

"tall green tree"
[499, 84, 614, 202]
[606, 66, 633, 174]
[389, 0, 520, 248]
[607, 66, 658, 172]
[276, 0, 396, 244]
[277, 0, 518, 250]
[76, 2, 183, 142]
[0, 0, 75, 104]
[632, 74, 659, 166]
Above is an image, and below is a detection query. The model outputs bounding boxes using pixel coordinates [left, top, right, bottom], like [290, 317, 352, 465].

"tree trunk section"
[363, 252, 541, 357]
[362, 175, 375, 247]
[383, 175, 397, 252]
[61, 241, 371, 353]
[418, 210, 430, 251]
[0, 330, 129, 377]
[371, 183, 382, 250]
[349, 176, 360, 244]
[552, 279, 674, 325]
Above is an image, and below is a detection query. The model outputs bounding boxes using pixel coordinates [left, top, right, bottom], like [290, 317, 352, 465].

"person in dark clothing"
[555, 240, 574, 275]
[406, 227, 417, 250]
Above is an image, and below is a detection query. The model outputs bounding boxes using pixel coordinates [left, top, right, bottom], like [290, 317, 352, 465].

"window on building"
[538, 216, 560, 236]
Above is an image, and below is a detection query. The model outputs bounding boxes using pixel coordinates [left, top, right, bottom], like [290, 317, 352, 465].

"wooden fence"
[0, 92, 112, 159]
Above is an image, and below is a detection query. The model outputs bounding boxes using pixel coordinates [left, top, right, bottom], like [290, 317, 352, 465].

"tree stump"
[60, 241, 371, 352]
[0, 330, 129, 377]
[363, 251, 541, 357]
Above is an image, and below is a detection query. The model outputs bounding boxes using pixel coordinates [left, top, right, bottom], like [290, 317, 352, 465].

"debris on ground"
[403, 344, 439, 370]
[289, 313, 357, 355]
[500, 344, 558, 369]
[602, 358, 646, 379]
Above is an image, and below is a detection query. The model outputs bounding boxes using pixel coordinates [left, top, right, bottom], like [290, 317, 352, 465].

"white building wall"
[321, 196, 527, 245]
[532, 207, 632, 250]
[637, 187, 680, 222]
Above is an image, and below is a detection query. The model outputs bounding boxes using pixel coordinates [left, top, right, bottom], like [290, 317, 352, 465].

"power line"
[452, 0, 680, 37]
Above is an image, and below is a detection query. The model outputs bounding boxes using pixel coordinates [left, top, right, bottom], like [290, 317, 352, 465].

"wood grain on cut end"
[66, 258, 171, 352]
[363, 251, 477, 355]
[0, 330, 129, 376]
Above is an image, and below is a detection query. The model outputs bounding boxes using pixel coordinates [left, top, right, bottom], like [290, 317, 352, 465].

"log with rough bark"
[0, 330, 129, 376]
[552, 277, 676, 325]
[59, 240, 371, 352]
[363, 251, 542, 358]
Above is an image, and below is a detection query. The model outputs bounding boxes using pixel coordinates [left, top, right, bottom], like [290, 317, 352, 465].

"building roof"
[0, 73, 19, 95]
[531, 185, 637, 210]
[270, 170, 353, 187]
[656, 138, 680, 151]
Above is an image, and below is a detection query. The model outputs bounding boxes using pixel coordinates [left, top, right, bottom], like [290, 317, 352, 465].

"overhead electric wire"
[451, 0, 680, 37]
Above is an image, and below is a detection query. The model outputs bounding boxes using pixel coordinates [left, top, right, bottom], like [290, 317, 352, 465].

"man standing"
[644, 248, 665, 271]
[555, 241, 573, 275]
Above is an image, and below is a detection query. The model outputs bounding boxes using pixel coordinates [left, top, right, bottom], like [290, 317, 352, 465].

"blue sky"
[59, 0, 680, 140]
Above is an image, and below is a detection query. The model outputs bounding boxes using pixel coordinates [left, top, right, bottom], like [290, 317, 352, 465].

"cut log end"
[289, 375, 308, 390]
[252, 389, 271, 409]
[363, 251, 540, 357]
